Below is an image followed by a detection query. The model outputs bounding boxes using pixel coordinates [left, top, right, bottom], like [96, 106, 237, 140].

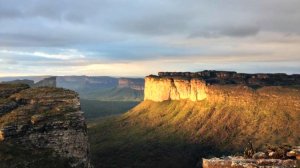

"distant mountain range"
[0, 76, 51, 83]
[0, 76, 145, 101]
[57, 76, 144, 101]
[0, 77, 56, 88]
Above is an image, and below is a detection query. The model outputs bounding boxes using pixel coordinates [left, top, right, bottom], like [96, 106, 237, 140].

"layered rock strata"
[145, 71, 300, 102]
[0, 84, 91, 168]
[144, 77, 207, 101]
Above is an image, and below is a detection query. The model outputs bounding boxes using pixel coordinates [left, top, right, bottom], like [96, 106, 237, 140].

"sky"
[0, 0, 300, 77]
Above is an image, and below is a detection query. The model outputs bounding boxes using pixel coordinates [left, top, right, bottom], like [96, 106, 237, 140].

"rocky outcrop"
[157, 71, 300, 86]
[202, 157, 298, 168]
[145, 71, 300, 102]
[0, 84, 30, 115]
[0, 84, 91, 168]
[201, 146, 300, 168]
[144, 77, 207, 101]
[202, 146, 300, 168]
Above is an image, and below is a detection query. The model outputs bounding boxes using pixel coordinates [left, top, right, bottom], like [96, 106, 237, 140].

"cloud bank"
[0, 0, 299, 76]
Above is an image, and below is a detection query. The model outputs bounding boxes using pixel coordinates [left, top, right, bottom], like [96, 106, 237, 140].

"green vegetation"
[88, 86, 300, 168]
[81, 99, 139, 120]
[88, 115, 204, 168]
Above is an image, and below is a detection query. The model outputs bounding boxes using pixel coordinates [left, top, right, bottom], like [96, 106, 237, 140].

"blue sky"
[0, 0, 300, 76]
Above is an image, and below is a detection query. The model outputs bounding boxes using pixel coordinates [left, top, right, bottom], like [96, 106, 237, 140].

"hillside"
[81, 99, 139, 119]
[89, 71, 300, 168]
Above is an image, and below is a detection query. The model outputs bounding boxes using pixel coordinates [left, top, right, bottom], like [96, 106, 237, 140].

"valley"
[88, 90, 300, 167]
[1, 71, 299, 168]
[2, 1, 300, 167]
[81, 99, 139, 119]
[88, 71, 300, 168]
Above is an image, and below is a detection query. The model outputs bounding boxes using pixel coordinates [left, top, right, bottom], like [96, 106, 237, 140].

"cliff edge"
[0, 84, 91, 168]
[89, 71, 300, 168]
[145, 70, 300, 102]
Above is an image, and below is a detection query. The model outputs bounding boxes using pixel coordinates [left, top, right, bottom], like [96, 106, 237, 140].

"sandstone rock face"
[145, 71, 300, 102]
[144, 77, 207, 101]
[0, 84, 91, 168]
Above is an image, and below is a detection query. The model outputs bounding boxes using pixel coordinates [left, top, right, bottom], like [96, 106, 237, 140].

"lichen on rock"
[0, 84, 92, 168]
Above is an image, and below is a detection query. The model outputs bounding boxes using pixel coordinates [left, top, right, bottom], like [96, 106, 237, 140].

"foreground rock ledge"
[203, 158, 298, 168]
[0, 84, 92, 168]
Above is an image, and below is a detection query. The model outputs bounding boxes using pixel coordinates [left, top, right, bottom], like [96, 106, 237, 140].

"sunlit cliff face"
[144, 71, 300, 102]
[144, 77, 207, 102]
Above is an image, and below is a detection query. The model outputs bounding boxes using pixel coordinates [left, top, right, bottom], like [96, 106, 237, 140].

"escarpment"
[141, 71, 300, 153]
[0, 84, 91, 168]
[88, 71, 300, 168]
[145, 70, 300, 102]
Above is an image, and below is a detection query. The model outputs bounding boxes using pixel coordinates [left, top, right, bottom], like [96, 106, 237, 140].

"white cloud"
[0, 49, 85, 60]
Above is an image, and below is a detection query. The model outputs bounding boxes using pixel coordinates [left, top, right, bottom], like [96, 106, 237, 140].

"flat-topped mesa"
[0, 84, 91, 168]
[145, 71, 300, 102]
[157, 70, 300, 85]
